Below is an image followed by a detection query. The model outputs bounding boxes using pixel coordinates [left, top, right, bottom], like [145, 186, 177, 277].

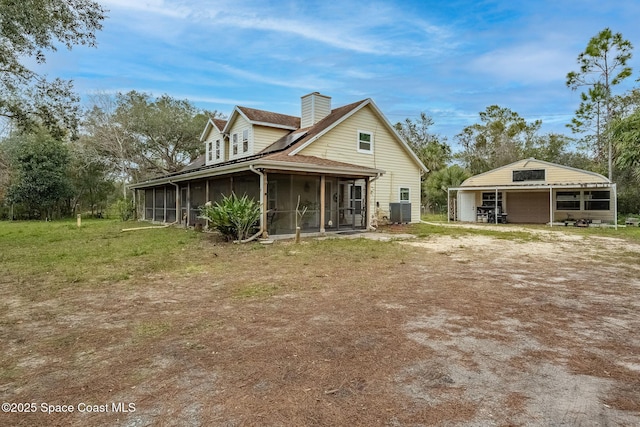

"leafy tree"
[394, 112, 451, 173]
[566, 28, 633, 179]
[68, 136, 114, 216]
[6, 129, 73, 219]
[84, 91, 213, 182]
[455, 106, 541, 174]
[83, 93, 139, 199]
[0, 0, 106, 137]
[425, 165, 470, 212]
[115, 91, 210, 176]
[611, 108, 640, 180]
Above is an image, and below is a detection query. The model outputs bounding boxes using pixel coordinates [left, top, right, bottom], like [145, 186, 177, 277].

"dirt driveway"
[2, 226, 640, 426]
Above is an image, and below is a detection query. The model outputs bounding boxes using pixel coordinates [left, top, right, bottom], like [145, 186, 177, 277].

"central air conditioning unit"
[389, 203, 411, 223]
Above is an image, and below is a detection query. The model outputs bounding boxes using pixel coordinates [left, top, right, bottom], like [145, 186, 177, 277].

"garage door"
[507, 192, 550, 224]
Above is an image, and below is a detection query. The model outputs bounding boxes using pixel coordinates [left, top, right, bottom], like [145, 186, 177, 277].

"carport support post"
[549, 187, 553, 227]
[495, 188, 498, 224]
[447, 189, 450, 223]
[613, 183, 618, 230]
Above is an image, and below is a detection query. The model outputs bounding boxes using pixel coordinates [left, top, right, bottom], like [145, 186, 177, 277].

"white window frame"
[207, 141, 213, 161]
[232, 133, 238, 156]
[357, 130, 373, 154]
[242, 129, 249, 153]
[399, 187, 410, 202]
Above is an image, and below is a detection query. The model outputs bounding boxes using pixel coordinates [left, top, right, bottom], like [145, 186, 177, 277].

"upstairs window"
[207, 141, 213, 161]
[357, 131, 373, 153]
[513, 169, 545, 182]
[232, 133, 238, 155]
[215, 139, 221, 160]
[242, 129, 249, 153]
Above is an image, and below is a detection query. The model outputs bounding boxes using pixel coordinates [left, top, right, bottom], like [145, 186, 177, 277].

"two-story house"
[130, 92, 427, 236]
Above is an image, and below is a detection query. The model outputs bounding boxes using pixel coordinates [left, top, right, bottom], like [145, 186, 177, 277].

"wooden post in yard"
[77, 214, 81, 227]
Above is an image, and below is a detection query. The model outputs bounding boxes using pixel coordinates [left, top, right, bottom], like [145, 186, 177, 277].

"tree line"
[0, 2, 639, 218]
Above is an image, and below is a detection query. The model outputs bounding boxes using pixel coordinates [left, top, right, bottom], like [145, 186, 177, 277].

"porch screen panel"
[190, 181, 206, 225]
[293, 176, 320, 232]
[166, 187, 176, 222]
[209, 178, 231, 204]
[154, 187, 165, 222]
[232, 174, 260, 201]
[269, 174, 293, 235]
[145, 189, 153, 220]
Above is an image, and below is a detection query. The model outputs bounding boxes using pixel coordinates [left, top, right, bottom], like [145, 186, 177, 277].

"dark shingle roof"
[212, 118, 227, 131]
[259, 99, 367, 155]
[237, 106, 300, 129]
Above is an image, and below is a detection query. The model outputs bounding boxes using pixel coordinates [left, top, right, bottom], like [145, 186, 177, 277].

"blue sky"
[42, 0, 640, 148]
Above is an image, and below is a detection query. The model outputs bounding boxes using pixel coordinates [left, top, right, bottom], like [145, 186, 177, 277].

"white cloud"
[471, 43, 576, 84]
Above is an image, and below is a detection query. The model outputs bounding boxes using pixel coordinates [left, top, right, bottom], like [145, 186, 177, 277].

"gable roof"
[259, 99, 428, 173]
[199, 116, 228, 141]
[459, 158, 610, 188]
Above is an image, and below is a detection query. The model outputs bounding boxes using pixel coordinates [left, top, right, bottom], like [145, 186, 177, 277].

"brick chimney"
[300, 92, 331, 128]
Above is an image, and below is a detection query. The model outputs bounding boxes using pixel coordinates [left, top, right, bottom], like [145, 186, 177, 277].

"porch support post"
[320, 175, 326, 234]
[206, 179, 210, 203]
[549, 187, 553, 227]
[262, 171, 268, 237]
[163, 187, 167, 222]
[447, 189, 450, 223]
[152, 187, 156, 222]
[187, 182, 191, 226]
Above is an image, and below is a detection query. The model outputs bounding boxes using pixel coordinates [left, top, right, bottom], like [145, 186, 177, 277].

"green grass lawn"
[0, 219, 204, 298]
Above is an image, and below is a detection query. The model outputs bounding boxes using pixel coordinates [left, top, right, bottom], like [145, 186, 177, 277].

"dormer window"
[513, 169, 545, 182]
[215, 139, 221, 160]
[357, 130, 373, 154]
[242, 129, 249, 153]
[207, 141, 213, 161]
[232, 133, 238, 155]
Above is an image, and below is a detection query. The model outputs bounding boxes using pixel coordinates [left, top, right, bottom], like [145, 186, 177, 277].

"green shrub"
[199, 193, 260, 242]
[109, 199, 135, 221]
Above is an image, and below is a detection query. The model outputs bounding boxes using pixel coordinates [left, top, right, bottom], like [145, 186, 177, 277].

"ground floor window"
[555, 190, 610, 211]
[481, 191, 502, 208]
[399, 187, 410, 202]
[584, 190, 610, 210]
[556, 191, 580, 210]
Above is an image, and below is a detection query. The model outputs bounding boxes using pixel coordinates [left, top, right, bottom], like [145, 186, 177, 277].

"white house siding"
[204, 127, 225, 166]
[253, 126, 291, 153]
[297, 105, 422, 222]
[227, 116, 251, 161]
[462, 159, 609, 186]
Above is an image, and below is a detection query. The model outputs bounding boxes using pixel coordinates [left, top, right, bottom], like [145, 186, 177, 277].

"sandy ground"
[2, 225, 640, 426]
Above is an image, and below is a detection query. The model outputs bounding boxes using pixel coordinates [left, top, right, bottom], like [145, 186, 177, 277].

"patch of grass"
[0, 219, 203, 297]
[134, 321, 172, 339]
[407, 222, 540, 242]
[234, 283, 280, 299]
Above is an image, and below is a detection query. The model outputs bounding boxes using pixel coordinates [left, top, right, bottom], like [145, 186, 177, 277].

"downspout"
[168, 180, 180, 225]
[368, 172, 382, 230]
[243, 165, 265, 243]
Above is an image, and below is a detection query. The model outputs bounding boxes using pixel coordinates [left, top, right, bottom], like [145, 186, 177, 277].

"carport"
[447, 159, 618, 228]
